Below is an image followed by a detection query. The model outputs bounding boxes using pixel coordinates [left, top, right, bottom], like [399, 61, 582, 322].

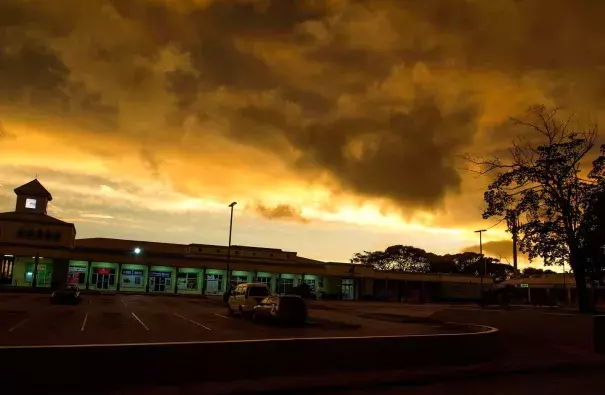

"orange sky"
[1, 0, 604, 268]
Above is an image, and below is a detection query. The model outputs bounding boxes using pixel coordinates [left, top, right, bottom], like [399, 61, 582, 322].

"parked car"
[252, 294, 308, 326]
[51, 284, 81, 305]
[227, 283, 270, 317]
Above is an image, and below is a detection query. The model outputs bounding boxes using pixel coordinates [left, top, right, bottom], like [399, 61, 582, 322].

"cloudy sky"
[1, 0, 603, 266]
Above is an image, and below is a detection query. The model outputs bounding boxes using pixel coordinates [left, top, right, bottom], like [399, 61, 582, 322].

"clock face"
[25, 198, 37, 209]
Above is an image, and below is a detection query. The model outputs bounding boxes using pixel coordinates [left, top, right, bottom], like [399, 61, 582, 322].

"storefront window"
[177, 272, 198, 290]
[121, 269, 144, 288]
[35, 264, 52, 286]
[231, 275, 248, 285]
[304, 279, 317, 293]
[256, 277, 271, 285]
[67, 266, 87, 285]
[278, 278, 294, 294]
[205, 274, 223, 294]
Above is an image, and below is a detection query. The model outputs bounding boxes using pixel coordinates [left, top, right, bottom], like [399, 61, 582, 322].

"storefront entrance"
[341, 279, 356, 300]
[91, 268, 115, 290]
[150, 271, 172, 292]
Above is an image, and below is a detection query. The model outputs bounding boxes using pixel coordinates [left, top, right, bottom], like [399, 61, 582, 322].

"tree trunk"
[573, 268, 592, 313]
[570, 249, 593, 313]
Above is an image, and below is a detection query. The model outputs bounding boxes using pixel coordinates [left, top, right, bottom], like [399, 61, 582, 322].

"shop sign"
[150, 271, 171, 278]
[69, 266, 87, 272]
[96, 268, 112, 275]
[37, 264, 47, 271]
[122, 269, 144, 276]
[520, 283, 529, 288]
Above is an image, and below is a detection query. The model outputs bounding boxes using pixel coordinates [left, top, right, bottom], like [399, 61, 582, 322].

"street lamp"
[226, 202, 237, 295]
[475, 229, 488, 295]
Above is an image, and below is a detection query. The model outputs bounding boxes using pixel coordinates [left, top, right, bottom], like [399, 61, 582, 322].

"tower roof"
[14, 179, 53, 201]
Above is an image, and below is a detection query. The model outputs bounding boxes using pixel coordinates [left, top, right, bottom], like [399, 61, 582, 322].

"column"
[201, 268, 207, 295]
[85, 261, 91, 290]
[145, 264, 151, 293]
[32, 254, 39, 288]
[116, 263, 122, 292]
[174, 267, 179, 294]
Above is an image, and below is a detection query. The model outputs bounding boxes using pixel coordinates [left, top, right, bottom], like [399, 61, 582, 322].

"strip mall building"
[0, 180, 491, 302]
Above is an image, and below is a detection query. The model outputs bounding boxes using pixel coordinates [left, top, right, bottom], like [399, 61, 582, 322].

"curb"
[192, 356, 605, 395]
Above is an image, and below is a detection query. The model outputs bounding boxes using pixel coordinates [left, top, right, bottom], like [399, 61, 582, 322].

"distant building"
[0, 180, 489, 302]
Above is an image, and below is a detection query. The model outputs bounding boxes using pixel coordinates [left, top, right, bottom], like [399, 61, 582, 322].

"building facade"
[0, 180, 490, 302]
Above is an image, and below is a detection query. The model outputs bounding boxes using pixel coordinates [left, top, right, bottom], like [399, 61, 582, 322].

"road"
[322, 367, 605, 395]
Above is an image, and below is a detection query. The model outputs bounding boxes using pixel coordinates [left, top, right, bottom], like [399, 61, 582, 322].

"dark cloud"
[5, 0, 605, 219]
[255, 203, 309, 223]
[286, 97, 477, 207]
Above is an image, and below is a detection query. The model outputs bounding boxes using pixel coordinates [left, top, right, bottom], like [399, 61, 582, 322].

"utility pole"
[475, 229, 488, 299]
[226, 202, 237, 296]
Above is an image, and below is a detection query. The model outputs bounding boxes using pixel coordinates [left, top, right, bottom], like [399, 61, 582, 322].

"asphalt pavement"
[0, 293, 462, 346]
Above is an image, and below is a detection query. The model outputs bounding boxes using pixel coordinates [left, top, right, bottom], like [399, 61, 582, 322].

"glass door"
[341, 279, 355, 300]
[154, 277, 166, 292]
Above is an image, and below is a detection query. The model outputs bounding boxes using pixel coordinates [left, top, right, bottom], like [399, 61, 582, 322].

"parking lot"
[0, 293, 461, 347]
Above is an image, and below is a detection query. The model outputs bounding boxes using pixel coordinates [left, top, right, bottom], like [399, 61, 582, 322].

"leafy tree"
[467, 105, 604, 312]
[351, 245, 431, 272]
[350, 250, 392, 271]
[521, 267, 556, 275]
[350, 245, 514, 281]
[384, 245, 431, 272]
[578, 165, 605, 284]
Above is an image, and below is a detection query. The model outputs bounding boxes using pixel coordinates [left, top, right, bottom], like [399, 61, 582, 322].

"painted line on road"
[0, 324, 499, 349]
[214, 313, 230, 320]
[131, 312, 150, 331]
[174, 313, 212, 331]
[88, 299, 92, 305]
[80, 313, 88, 332]
[8, 319, 29, 332]
[120, 299, 128, 307]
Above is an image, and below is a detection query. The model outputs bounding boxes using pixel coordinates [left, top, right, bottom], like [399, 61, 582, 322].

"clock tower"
[14, 179, 52, 215]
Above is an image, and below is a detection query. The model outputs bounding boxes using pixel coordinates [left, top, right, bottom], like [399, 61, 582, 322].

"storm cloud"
[2, 0, 605, 225]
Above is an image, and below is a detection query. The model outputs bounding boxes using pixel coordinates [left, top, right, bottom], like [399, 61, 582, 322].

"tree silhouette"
[578, 159, 605, 284]
[350, 245, 514, 282]
[467, 105, 604, 312]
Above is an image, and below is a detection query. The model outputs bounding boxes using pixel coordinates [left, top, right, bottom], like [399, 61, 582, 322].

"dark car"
[51, 284, 81, 305]
[252, 294, 308, 326]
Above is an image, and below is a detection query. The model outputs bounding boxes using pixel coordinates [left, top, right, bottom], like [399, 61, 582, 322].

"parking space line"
[80, 313, 88, 332]
[131, 313, 150, 331]
[8, 319, 29, 332]
[120, 299, 128, 307]
[174, 313, 212, 331]
[214, 313, 230, 320]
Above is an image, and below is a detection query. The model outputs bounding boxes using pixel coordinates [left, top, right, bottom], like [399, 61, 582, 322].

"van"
[227, 283, 271, 317]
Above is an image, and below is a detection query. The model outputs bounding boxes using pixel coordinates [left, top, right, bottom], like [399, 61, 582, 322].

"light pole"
[226, 201, 237, 295]
[475, 229, 488, 297]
